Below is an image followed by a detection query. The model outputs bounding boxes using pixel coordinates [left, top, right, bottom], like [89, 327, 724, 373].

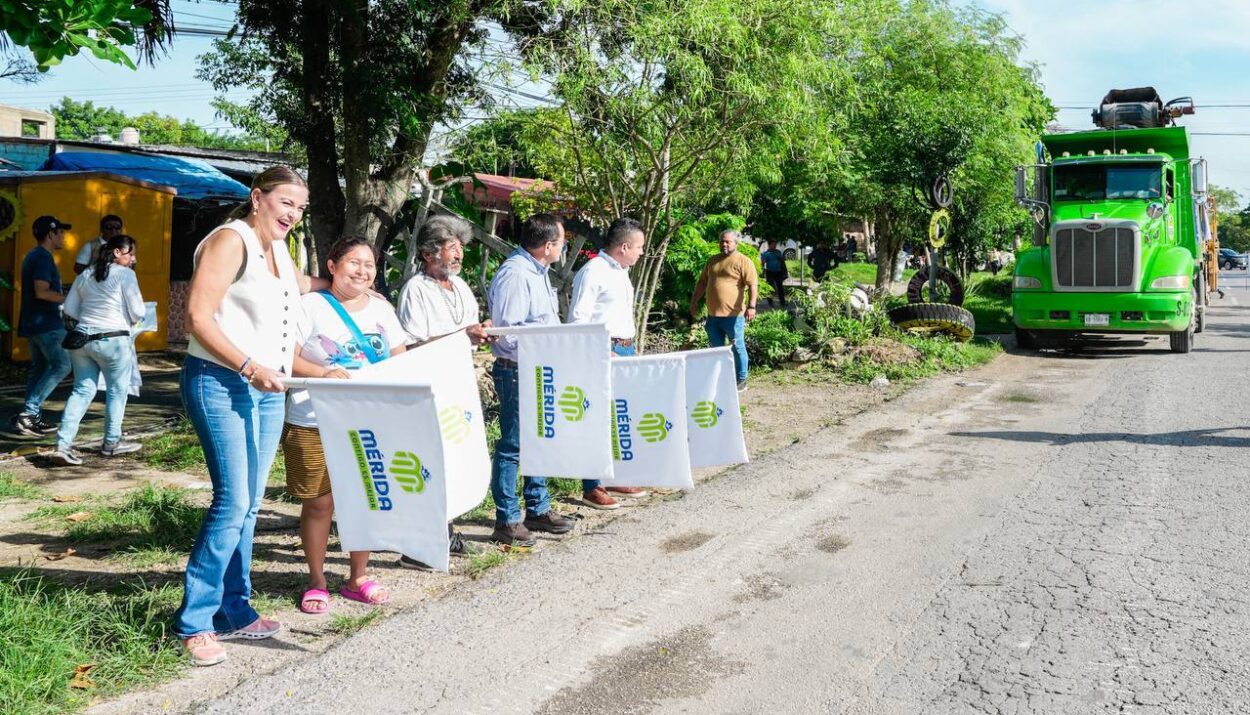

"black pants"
[765, 270, 787, 305]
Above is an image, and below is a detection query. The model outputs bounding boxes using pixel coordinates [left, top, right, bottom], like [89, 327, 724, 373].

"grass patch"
[964, 272, 1014, 335]
[0, 473, 44, 501]
[326, 608, 382, 636]
[27, 484, 204, 559]
[145, 417, 288, 486]
[836, 335, 1003, 385]
[463, 547, 525, 580]
[141, 419, 204, 473]
[0, 573, 185, 715]
[999, 391, 1040, 404]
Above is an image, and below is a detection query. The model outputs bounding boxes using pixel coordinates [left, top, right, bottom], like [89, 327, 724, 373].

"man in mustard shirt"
[689, 230, 759, 391]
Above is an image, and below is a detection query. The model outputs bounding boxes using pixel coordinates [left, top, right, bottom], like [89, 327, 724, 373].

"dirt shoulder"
[0, 361, 923, 714]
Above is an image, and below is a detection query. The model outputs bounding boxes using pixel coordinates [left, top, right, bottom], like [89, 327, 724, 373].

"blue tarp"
[41, 151, 249, 200]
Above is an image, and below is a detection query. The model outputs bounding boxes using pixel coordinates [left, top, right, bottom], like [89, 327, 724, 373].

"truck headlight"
[1013, 276, 1042, 289]
[1150, 275, 1190, 290]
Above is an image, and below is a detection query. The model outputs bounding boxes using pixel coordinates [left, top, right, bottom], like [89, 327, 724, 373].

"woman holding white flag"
[283, 236, 407, 615]
[174, 166, 323, 668]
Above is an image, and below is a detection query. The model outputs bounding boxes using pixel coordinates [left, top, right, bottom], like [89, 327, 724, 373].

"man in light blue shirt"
[488, 213, 576, 546]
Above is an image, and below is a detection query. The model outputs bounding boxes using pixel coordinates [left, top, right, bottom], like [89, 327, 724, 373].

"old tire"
[1015, 326, 1038, 351]
[907, 267, 965, 306]
[888, 303, 975, 342]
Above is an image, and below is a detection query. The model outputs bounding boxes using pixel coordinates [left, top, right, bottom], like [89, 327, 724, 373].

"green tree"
[196, 1, 561, 268]
[49, 96, 273, 150]
[1211, 186, 1250, 253]
[761, 0, 1051, 292]
[512, 0, 863, 341]
[0, 0, 171, 70]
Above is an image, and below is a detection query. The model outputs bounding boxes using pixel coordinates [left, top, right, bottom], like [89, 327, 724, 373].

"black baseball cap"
[33, 215, 71, 239]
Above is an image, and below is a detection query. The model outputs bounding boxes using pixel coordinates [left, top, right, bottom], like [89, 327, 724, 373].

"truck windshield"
[1053, 164, 1162, 201]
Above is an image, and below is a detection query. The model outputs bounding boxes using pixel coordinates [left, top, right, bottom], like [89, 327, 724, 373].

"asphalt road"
[191, 295, 1250, 715]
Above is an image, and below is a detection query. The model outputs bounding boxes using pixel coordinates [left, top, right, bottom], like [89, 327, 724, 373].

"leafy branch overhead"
[1, 0, 173, 70]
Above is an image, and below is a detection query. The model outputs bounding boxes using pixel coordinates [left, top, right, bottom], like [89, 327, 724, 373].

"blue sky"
[4, 0, 1249, 199]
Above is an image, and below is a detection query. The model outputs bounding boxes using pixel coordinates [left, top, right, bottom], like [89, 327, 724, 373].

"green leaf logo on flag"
[692, 401, 723, 429]
[638, 412, 672, 443]
[391, 451, 430, 494]
[559, 386, 589, 422]
[438, 405, 471, 445]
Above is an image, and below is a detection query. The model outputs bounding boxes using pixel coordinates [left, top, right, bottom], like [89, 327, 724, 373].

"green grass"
[0, 573, 185, 715]
[26, 484, 204, 560]
[0, 473, 44, 501]
[964, 272, 1014, 335]
[463, 547, 526, 580]
[141, 420, 204, 473]
[144, 417, 287, 484]
[836, 335, 1003, 385]
[326, 608, 383, 635]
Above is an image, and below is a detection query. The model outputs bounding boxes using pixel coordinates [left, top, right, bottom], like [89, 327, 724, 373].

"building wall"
[0, 105, 55, 140]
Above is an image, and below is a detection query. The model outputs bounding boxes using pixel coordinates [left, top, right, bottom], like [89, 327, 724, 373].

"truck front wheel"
[1015, 326, 1038, 351]
[1169, 313, 1194, 354]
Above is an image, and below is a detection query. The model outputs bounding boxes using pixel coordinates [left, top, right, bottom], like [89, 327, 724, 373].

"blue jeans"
[23, 329, 71, 417]
[173, 356, 284, 638]
[705, 316, 748, 382]
[491, 361, 550, 526]
[584, 341, 637, 494]
[56, 335, 133, 450]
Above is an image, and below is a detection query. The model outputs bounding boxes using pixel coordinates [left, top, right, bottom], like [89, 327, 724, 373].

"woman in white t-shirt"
[50, 234, 145, 465]
[284, 237, 406, 615]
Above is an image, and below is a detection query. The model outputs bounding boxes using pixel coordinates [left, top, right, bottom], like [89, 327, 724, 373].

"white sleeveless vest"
[187, 219, 302, 375]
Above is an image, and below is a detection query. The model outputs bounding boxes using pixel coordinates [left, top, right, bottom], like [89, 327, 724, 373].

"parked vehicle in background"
[1218, 247, 1246, 271]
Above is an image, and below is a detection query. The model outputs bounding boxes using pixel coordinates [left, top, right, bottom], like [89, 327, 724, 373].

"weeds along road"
[195, 300, 1250, 715]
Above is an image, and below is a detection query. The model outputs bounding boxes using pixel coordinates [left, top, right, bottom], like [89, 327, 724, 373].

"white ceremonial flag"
[609, 354, 693, 489]
[683, 346, 749, 468]
[304, 380, 451, 572]
[488, 323, 613, 478]
[361, 332, 490, 519]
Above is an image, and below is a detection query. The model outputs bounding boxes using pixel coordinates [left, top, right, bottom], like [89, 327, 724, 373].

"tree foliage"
[508, 0, 857, 342]
[49, 97, 272, 150]
[0, 0, 172, 70]
[197, 0, 557, 269]
[1211, 185, 1250, 253]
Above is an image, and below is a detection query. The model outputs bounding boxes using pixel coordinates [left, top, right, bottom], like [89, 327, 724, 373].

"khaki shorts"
[281, 424, 332, 500]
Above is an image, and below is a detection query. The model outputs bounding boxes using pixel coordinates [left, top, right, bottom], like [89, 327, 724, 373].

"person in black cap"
[10, 216, 73, 436]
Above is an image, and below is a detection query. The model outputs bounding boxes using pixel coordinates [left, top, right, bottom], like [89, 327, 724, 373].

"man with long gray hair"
[395, 213, 491, 567]
[397, 214, 492, 348]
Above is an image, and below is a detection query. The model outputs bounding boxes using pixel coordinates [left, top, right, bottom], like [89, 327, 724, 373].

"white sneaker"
[101, 440, 142, 456]
[47, 448, 83, 466]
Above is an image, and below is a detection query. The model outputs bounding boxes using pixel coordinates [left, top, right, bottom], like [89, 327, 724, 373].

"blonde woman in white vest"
[173, 166, 329, 667]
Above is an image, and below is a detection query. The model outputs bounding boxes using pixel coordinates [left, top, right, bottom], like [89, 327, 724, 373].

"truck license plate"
[1084, 313, 1110, 327]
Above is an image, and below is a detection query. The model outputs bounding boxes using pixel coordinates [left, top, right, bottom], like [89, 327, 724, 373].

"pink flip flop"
[299, 588, 331, 615]
[339, 579, 389, 605]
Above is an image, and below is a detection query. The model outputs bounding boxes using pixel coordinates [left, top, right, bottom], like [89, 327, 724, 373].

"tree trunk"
[873, 213, 902, 296]
[299, 0, 345, 275]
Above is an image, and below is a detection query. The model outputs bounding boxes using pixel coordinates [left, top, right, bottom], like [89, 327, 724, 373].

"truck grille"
[1053, 226, 1136, 289]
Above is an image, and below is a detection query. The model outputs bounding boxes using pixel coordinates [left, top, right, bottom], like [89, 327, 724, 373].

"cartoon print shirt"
[284, 292, 406, 428]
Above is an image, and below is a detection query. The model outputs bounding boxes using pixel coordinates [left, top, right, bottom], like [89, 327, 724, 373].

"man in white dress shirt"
[395, 214, 492, 567]
[568, 217, 650, 509]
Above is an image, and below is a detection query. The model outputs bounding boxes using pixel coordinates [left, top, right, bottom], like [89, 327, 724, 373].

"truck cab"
[1011, 87, 1214, 353]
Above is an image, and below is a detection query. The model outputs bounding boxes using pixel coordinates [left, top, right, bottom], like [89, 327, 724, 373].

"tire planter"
[888, 303, 976, 342]
[907, 266, 965, 306]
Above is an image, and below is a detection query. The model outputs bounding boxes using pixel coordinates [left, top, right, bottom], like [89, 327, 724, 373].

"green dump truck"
[1011, 87, 1215, 353]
